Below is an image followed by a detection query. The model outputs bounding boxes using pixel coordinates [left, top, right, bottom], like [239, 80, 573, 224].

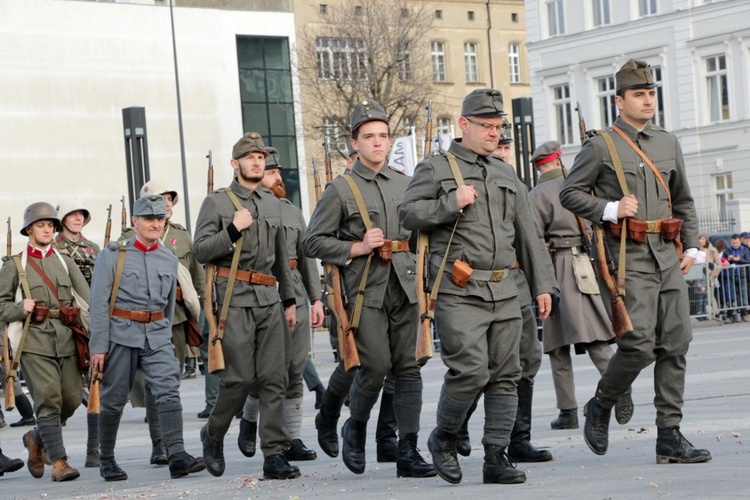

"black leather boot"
[237, 418, 257, 458]
[313, 383, 326, 410]
[583, 397, 611, 455]
[375, 391, 398, 462]
[284, 439, 317, 461]
[315, 390, 346, 458]
[99, 457, 128, 481]
[169, 451, 206, 478]
[551, 409, 579, 429]
[508, 384, 553, 462]
[0, 449, 24, 476]
[200, 424, 225, 477]
[11, 392, 35, 427]
[341, 418, 367, 474]
[455, 396, 479, 457]
[263, 453, 300, 480]
[483, 445, 526, 484]
[396, 433, 436, 478]
[615, 393, 634, 425]
[427, 427, 461, 484]
[150, 439, 168, 465]
[655, 427, 712, 464]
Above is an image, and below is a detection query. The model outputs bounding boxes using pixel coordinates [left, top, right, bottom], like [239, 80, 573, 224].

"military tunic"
[560, 117, 699, 428]
[193, 179, 294, 457]
[55, 233, 100, 285]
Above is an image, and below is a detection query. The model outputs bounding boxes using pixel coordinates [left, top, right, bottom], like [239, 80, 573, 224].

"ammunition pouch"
[606, 217, 683, 244]
[661, 218, 683, 240]
[59, 305, 81, 327]
[32, 305, 49, 323]
[374, 239, 409, 265]
[451, 259, 474, 288]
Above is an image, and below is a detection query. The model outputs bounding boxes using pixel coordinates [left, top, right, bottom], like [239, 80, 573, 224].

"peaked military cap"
[531, 141, 562, 167]
[132, 194, 167, 218]
[265, 146, 282, 170]
[616, 59, 657, 92]
[350, 98, 389, 134]
[461, 88, 506, 117]
[232, 132, 269, 159]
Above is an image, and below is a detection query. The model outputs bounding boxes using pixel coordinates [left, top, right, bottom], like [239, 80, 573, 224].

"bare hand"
[456, 185, 478, 210]
[617, 194, 639, 219]
[680, 255, 695, 275]
[536, 293, 552, 322]
[361, 228, 385, 252]
[92, 353, 106, 372]
[285, 304, 297, 331]
[232, 208, 254, 231]
[22, 298, 36, 315]
[310, 300, 325, 328]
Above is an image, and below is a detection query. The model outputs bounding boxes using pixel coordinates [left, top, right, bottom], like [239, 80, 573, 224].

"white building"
[525, 0, 750, 233]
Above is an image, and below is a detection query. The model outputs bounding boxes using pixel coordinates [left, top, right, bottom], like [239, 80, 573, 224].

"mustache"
[270, 180, 286, 199]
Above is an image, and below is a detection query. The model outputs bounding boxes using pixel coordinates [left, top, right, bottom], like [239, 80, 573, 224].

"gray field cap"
[616, 59, 657, 92]
[132, 195, 167, 218]
[461, 88, 506, 117]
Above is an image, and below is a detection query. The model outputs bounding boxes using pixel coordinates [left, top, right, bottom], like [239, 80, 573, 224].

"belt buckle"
[646, 220, 659, 233]
[146, 311, 153, 322]
[490, 269, 505, 282]
[248, 271, 258, 285]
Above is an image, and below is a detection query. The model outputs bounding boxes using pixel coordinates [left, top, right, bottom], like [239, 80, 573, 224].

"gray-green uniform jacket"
[280, 198, 322, 306]
[55, 233, 100, 285]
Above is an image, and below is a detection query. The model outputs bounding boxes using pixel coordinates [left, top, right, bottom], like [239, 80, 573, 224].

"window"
[714, 173, 734, 218]
[398, 42, 413, 81]
[436, 117, 451, 136]
[651, 65, 665, 127]
[548, 0, 565, 36]
[639, 0, 657, 16]
[552, 84, 574, 145]
[705, 54, 729, 122]
[464, 42, 479, 83]
[593, 0, 611, 26]
[431, 41, 447, 82]
[597, 75, 617, 128]
[512, 13, 518, 22]
[468, 11, 475, 21]
[319, 4, 327, 14]
[316, 37, 367, 81]
[354, 5, 362, 15]
[435, 10, 442, 19]
[323, 117, 349, 153]
[508, 43, 521, 83]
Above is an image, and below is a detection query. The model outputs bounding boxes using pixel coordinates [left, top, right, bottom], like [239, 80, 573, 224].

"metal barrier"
[687, 261, 750, 323]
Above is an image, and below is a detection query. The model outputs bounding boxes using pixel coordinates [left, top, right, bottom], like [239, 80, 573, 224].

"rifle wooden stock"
[415, 232, 433, 363]
[207, 150, 214, 193]
[120, 196, 127, 232]
[593, 225, 633, 339]
[3, 329, 13, 411]
[325, 263, 360, 371]
[104, 205, 113, 246]
[87, 366, 101, 414]
[204, 263, 224, 373]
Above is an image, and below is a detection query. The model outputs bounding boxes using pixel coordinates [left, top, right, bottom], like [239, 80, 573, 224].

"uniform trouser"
[549, 341, 614, 410]
[199, 312, 219, 409]
[207, 302, 290, 457]
[518, 302, 542, 385]
[171, 320, 188, 375]
[21, 353, 82, 461]
[100, 341, 185, 455]
[302, 357, 322, 391]
[285, 303, 310, 399]
[596, 265, 692, 428]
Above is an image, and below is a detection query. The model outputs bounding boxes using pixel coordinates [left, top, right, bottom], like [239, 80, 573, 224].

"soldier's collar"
[133, 237, 159, 253]
[351, 160, 391, 180]
[27, 243, 53, 259]
[613, 117, 655, 139]
[229, 178, 253, 199]
[538, 168, 563, 183]
[448, 139, 483, 164]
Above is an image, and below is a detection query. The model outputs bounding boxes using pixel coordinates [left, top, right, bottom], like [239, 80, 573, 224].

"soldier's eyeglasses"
[466, 117, 503, 132]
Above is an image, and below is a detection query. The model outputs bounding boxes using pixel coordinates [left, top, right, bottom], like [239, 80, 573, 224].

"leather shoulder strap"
[599, 133, 629, 297]
[25, 258, 61, 305]
[342, 174, 373, 231]
[108, 242, 127, 317]
[215, 189, 246, 342]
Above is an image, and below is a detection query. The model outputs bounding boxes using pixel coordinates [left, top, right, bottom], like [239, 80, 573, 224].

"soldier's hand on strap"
[456, 184, 478, 210]
[91, 353, 106, 372]
[680, 255, 695, 275]
[285, 304, 297, 331]
[22, 298, 36, 315]
[536, 293, 552, 322]
[310, 300, 325, 328]
[617, 194, 638, 219]
[232, 208, 254, 231]
[349, 228, 385, 259]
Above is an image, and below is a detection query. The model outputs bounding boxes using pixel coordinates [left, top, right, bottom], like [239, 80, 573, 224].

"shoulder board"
[1, 255, 11, 263]
[650, 125, 665, 132]
[280, 198, 293, 205]
[387, 166, 407, 176]
[169, 221, 187, 231]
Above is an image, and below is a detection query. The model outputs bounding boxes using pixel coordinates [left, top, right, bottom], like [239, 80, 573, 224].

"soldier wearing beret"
[528, 141, 633, 431]
[236, 147, 324, 462]
[560, 59, 711, 463]
[89, 195, 205, 481]
[303, 99, 434, 478]
[0, 202, 90, 481]
[194, 132, 300, 480]
[399, 89, 554, 485]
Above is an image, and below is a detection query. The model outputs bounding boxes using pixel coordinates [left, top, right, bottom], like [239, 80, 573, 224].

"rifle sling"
[600, 132, 630, 297]
[108, 243, 127, 317]
[10, 256, 34, 377]
[217, 189, 246, 342]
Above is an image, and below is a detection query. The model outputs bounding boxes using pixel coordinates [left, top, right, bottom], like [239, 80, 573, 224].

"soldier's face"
[232, 152, 266, 184]
[261, 168, 286, 199]
[162, 194, 173, 220]
[133, 216, 166, 245]
[351, 121, 391, 169]
[616, 88, 656, 126]
[459, 115, 503, 156]
[495, 142, 512, 163]
[63, 211, 85, 234]
[27, 220, 56, 247]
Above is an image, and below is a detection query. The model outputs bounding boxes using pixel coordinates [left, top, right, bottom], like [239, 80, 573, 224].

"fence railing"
[685, 261, 750, 322]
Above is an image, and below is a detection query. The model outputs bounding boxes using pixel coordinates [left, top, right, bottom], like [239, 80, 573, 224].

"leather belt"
[553, 246, 585, 255]
[111, 307, 166, 323]
[430, 255, 519, 282]
[47, 309, 61, 319]
[216, 266, 276, 286]
[352, 239, 410, 252]
[289, 259, 298, 270]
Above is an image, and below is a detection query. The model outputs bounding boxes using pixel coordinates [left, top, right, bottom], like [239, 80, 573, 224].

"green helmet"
[21, 202, 61, 236]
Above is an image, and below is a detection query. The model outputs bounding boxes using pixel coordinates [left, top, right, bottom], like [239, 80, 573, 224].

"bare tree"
[295, 0, 434, 158]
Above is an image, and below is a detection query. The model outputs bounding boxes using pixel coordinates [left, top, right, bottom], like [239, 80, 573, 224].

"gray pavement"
[1, 321, 748, 498]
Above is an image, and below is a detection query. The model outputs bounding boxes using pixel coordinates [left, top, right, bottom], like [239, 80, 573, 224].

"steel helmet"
[21, 202, 61, 236]
[56, 198, 91, 228]
[140, 179, 179, 205]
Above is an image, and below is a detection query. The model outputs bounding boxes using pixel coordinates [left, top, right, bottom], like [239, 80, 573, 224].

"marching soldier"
[528, 141, 633, 430]
[0, 202, 90, 481]
[194, 132, 300, 480]
[89, 194, 206, 481]
[303, 99, 434, 478]
[399, 89, 554, 485]
[0, 441, 23, 476]
[560, 59, 711, 463]
[237, 147, 324, 462]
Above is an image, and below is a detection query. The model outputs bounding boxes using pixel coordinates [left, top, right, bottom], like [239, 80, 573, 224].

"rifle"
[103, 204, 113, 246]
[415, 101, 434, 363]
[576, 105, 633, 339]
[322, 137, 360, 371]
[87, 366, 101, 414]
[120, 195, 127, 232]
[204, 157, 223, 373]
[207, 150, 214, 193]
[3, 218, 13, 410]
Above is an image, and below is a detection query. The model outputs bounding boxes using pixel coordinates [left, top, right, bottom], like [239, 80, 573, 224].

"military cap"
[350, 99, 389, 134]
[498, 117, 514, 144]
[461, 88, 506, 117]
[232, 132, 269, 159]
[21, 202, 61, 236]
[141, 179, 178, 205]
[132, 194, 167, 218]
[56, 198, 91, 226]
[347, 143, 358, 158]
[616, 59, 657, 92]
[531, 141, 562, 167]
[741, 232, 750, 239]
[264, 147, 282, 170]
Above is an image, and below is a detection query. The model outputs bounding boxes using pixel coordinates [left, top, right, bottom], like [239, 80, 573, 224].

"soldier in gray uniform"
[194, 132, 299, 480]
[399, 89, 554, 485]
[303, 99, 434, 478]
[0, 202, 90, 481]
[237, 147, 324, 462]
[528, 141, 633, 431]
[560, 59, 711, 464]
[89, 194, 206, 481]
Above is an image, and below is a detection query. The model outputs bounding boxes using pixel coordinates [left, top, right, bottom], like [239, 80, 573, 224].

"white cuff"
[602, 202, 619, 223]
[683, 248, 699, 260]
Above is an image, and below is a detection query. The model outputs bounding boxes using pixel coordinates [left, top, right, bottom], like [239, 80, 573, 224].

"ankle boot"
[150, 439, 168, 465]
[655, 427, 712, 464]
[551, 409, 579, 429]
[315, 390, 346, 458]
[0, 449, 24, 475]
[313, 383, 326, 410]
[284, 439, 317, 461]
[427, 427, 461, 484]
[182, 357, 196, 379]
[508, 384, 553, 462]
[263, 453, 300, 480]
[99, 457, 128, 481]
[169, 451, 206, 478]
[396, 433, 436, 478]
[583, 397, 611, 455]
[375, 391, 398, 462]
[237, 418, 257, 458]
[615, 393, 634, 425]
[22, 430, 45, 478]
[200, 424, 225, 477]
[85, 413, 100, 467]
[341, 418, 367, 474]
[51, 458, 80, 482]
[483, 445, 526, 484]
